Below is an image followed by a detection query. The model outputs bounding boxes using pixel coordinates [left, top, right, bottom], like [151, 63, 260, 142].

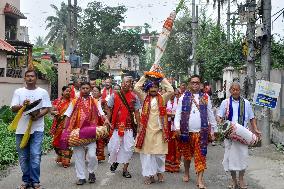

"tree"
[45, 3, 68, 47]
[78, 1, 145, 69]
[35, 36, 45, 47]
[196, 14, 243, 81]
[159, 13, 192, 79]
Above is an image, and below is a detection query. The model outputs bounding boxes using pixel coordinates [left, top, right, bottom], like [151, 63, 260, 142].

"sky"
[20, 0, 284, 43]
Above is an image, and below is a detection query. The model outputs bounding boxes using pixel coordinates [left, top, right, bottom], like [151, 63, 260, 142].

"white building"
[102, 53, 140, 78]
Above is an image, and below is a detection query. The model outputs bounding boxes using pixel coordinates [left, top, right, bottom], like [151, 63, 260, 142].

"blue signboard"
[253, 80, 281, 109]
[255, 94, 277, 108]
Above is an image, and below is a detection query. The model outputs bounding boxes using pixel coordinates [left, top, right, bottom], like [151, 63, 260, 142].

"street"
[2, 144, 284, 189]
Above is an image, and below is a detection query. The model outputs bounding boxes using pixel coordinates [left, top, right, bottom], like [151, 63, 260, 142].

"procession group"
[10, 69, 261, 189]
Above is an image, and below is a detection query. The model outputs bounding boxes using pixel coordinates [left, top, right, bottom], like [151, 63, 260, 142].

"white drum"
[221, 121, 259, 146]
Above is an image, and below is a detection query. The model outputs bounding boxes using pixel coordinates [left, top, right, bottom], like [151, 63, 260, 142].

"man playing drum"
[217, 82, 261, 189]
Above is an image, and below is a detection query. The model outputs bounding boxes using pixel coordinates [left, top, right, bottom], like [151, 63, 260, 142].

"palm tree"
[45, 3, 68, 48]
[35, 36, 45, 47]
[207, 0, 235, 27]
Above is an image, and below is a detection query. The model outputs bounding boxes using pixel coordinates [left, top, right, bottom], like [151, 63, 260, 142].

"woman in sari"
[165, 88, 181, 172]
[50, 86, 72, 168]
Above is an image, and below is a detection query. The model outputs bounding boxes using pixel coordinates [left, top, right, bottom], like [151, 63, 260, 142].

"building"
[102, 53, 140, 81]
[0, 0, 50, 106]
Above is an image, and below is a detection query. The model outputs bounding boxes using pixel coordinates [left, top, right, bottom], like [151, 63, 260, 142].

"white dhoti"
[108, 130, 134, 164]
[222, 139, 248, 172]
[140, 154, 165, 177]
[73, 142, 98, 179]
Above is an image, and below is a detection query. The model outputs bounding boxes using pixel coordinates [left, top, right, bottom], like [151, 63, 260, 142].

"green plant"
[0, 105, 54, 170]
[33, 59, 57, 84]
[0, 105, 15, 124]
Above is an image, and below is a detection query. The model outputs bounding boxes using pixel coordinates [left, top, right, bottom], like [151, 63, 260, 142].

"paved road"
[0, 144, 267, 189]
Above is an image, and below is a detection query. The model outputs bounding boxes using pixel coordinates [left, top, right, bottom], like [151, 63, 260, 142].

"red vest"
[111, 91, 136, 130]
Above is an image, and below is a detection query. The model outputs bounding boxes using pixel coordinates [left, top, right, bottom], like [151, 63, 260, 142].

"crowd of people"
[10, 70, 261, 189]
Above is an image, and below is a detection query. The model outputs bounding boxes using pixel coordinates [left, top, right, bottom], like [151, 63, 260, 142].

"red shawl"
[135, 94, 169, 149]
[51, 97, 71, 147]
[60, 97, 102, 149]
[110, 91, 136, 137]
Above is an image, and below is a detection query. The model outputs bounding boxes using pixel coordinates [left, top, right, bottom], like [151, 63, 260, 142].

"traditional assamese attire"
[107, 90, 141, 164]
[174, 91, 217, 173]
[99, 87, 113, 160]
[93, 98, 106, 161]
[134, 76, 174, 177]
[165, 98, 181, 172]
[51, 97, 72, 167]
[218, 96, 254, 172]
[62, 96, 103, 180]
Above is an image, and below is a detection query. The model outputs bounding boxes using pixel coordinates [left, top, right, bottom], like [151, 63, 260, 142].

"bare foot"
[157, 173, 164, 182]
[144, 176, 155, 185]
[239, 180, 247, 189]
[183, 174, 190, 182]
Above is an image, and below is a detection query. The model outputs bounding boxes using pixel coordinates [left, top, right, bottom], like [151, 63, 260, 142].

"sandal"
[110, 162, 119, 172]
[32, 183, 44, 189]
[122, 171, 132, 178]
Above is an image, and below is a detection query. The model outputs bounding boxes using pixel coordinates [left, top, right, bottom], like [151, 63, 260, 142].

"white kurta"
[218, 98, 255, 171]
[134, 76, 174, 177]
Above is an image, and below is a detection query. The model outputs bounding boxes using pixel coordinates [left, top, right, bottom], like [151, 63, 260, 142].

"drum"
[68, 126, 109, 147]
[220, 121, 259, 146]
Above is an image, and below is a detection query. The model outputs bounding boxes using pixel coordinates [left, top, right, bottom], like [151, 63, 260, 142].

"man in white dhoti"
[217, 82, 261, 189]
[134, 75, 174, 185]
[106, 77, 141, 178]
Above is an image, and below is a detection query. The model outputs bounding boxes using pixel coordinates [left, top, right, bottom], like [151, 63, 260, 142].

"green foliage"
[271, 37, 284, 69]
[196, 15, 243, 81]
[0, 105, 15, 124]
[78, 1, 145, 68]
[160, 12, 192, 78]
[45, 2, 69, 46]
[33, 59, 57, 84]
[35, 36, 45, 47]
[0, 106, 53, 170]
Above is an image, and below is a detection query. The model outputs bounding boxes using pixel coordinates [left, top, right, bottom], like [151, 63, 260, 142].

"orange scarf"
[136, 94, 169, 149]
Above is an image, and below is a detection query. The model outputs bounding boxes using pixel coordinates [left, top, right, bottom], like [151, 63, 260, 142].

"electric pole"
[246, 0, 256, 101]
[66, 0, 72, 57]
[73, 0, 78, 51]
[227, 0, 230, 43]
[258, 0, 272, 145]
[191, 0, 199, 75]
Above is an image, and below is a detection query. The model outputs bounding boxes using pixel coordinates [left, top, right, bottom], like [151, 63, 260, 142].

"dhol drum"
[68, 126, 109, 147]
[220, 121, 259, 146]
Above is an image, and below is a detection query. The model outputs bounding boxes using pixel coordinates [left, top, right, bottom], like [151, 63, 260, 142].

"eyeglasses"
[190, 81, 200, 85]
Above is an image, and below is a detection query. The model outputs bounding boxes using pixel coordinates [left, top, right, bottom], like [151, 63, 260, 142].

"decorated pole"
[149, 0, 185, 72]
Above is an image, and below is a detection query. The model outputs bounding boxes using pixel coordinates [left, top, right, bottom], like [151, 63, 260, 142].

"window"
[128, 58, 131, 68]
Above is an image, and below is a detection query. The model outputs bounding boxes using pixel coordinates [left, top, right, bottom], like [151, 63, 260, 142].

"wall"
[102, 53, 140, 76]
[0, 77, 50, 107]
[57, 63, 71, 98]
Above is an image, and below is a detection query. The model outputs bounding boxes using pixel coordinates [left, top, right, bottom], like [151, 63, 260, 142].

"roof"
[0, 39, 16, 52]
[4, 3, 27, 19]
[6, 40, 33, 48]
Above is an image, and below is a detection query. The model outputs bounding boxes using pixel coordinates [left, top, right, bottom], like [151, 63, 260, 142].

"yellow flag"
[20, 118, 33, 149]
[8, 105, 26, 132]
